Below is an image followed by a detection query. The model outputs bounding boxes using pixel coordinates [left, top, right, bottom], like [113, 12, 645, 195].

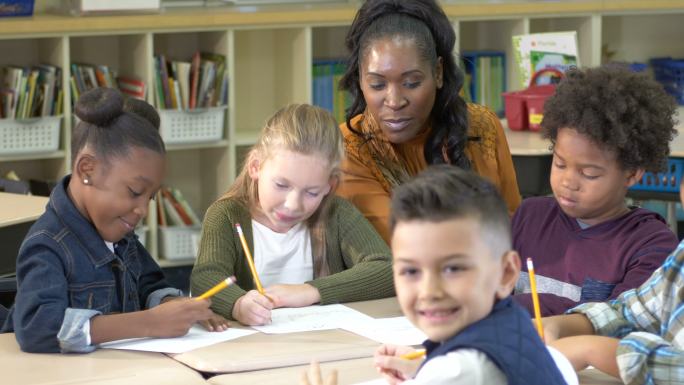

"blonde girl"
[191, 104, 394, 325]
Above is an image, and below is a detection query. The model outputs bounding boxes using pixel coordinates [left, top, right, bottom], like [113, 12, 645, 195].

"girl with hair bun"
[2, 87, 228, 353]
[337, 0, 521, 243]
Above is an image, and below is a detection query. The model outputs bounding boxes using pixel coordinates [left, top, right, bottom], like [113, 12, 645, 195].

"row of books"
[156, 186, 201, 227]
[312, 59, 351, 124]
[1, 65, 64, 119]
[154, 52, 228, 111]
[70, 63, 146, 104]
[461, 51, 506, 116]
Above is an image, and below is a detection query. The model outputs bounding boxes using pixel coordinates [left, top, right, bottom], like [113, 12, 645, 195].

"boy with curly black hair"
[511, 65, 679, 317]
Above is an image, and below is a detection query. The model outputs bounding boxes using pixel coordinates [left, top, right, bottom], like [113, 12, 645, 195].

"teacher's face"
[360, 37, 442, 144]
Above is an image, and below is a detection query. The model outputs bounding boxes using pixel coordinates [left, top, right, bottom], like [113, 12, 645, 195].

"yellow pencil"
[196, 276, 237, 300]
[527, 258, 545, 341]
[235, 223, 266, 295]
[400, 350, 426, 360]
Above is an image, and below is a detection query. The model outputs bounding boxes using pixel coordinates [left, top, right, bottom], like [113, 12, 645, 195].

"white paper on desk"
[100, 325, 257, 353]
[252, 304, 373, 334]
[342, 316, 427, 346]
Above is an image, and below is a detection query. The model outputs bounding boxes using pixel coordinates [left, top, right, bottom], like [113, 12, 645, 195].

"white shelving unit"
[0, 1, 682, 265]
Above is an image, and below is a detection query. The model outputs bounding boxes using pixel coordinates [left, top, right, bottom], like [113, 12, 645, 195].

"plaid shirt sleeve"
[570, 241, 684, 385]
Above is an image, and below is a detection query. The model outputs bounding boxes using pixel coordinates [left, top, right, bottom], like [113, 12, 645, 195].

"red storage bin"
[503, 68, 563, 131]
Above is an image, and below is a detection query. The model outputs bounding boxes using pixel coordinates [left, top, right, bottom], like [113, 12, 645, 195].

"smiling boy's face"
[391, 217, 519, 342]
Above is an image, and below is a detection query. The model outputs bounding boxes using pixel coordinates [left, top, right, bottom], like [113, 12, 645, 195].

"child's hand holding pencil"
[231, 222, 277, 326]
[191, 276, 237, 332]
[232, 289, 275, 326]
[373, 344, 422, 384]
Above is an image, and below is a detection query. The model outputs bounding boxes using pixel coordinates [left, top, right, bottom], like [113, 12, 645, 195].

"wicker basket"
[158, 106, 226, 144]
[159, 225, 201, 260]
[0, 116, 61, 155]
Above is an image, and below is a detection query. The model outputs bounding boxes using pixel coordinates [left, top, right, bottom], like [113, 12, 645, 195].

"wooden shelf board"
[158, 258, 196, 268]
[0, 150, 65, 163]
[166, 140, 230, 151]
[1, 1, 683, 36]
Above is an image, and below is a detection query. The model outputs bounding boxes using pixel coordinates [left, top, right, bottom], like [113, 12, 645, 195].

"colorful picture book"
[512, 31, 579, 87]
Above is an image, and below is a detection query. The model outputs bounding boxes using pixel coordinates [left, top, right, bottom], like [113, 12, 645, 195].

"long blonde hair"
[221, 104, 344, 277]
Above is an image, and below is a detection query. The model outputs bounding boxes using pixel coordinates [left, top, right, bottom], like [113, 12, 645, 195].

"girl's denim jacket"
[1, 175, 181, 353]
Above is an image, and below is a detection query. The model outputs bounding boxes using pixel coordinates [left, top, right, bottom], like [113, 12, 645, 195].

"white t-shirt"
[252, 221, 313, 287]
[405, 346, 578, 385]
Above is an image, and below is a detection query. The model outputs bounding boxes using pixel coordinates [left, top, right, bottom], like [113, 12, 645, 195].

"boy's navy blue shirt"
[422, 297, 567, 385]
[1, 175, 181, 353]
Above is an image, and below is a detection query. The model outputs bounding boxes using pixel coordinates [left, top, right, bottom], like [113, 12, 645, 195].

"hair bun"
[74, 87, 124, 127]
[124, 96, 160, 130]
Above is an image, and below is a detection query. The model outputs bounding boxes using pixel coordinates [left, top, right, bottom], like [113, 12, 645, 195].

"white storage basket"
[158, 106, 226, 144]
[0, 116, 61, 155]
[159, 225, 201, 260]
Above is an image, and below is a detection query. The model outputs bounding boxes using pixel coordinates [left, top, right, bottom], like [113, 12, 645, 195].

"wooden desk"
[170, 298, 403, 374]
[578, 368, 622, 384]
[0, 192, 48, 228]
[209, 357, 621, 385]
[0, 333, 208, 385]
[504, 124, 551, 157]
[208, 357, 376, 385]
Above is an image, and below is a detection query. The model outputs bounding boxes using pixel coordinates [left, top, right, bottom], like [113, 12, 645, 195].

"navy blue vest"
[421, 297, 567, 385]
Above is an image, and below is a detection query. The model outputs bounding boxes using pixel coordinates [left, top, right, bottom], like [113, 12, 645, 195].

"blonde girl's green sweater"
[190, 196, 395, 319]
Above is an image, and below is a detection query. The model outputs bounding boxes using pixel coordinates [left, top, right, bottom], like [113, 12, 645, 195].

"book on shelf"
[155, 51, 227, 110]
[70, 62, 146, 105]
[117, 76, 146, 100]
[189, 52, 200, 109]
[158, 186, 201, 227]
[0, 64, 63, 119]
[461, 51, 506, 116]
[512, 31, 579, 88]
[174, 61, 191, 110]
[312, 59, 351, 123]
[170, 187, 201, 225]
[156, 190, 167, 227]
[200, 52, 226, 107]
[157, 55, 172, 109]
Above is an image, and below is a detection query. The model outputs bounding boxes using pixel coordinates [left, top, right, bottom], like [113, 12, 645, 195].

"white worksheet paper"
[251, 304, 374, 334]
[100, 325, 257, 353]
[342, 316, 427, 346]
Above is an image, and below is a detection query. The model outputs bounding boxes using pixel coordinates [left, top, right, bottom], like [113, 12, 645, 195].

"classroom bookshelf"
[1, 0, 683, 266]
